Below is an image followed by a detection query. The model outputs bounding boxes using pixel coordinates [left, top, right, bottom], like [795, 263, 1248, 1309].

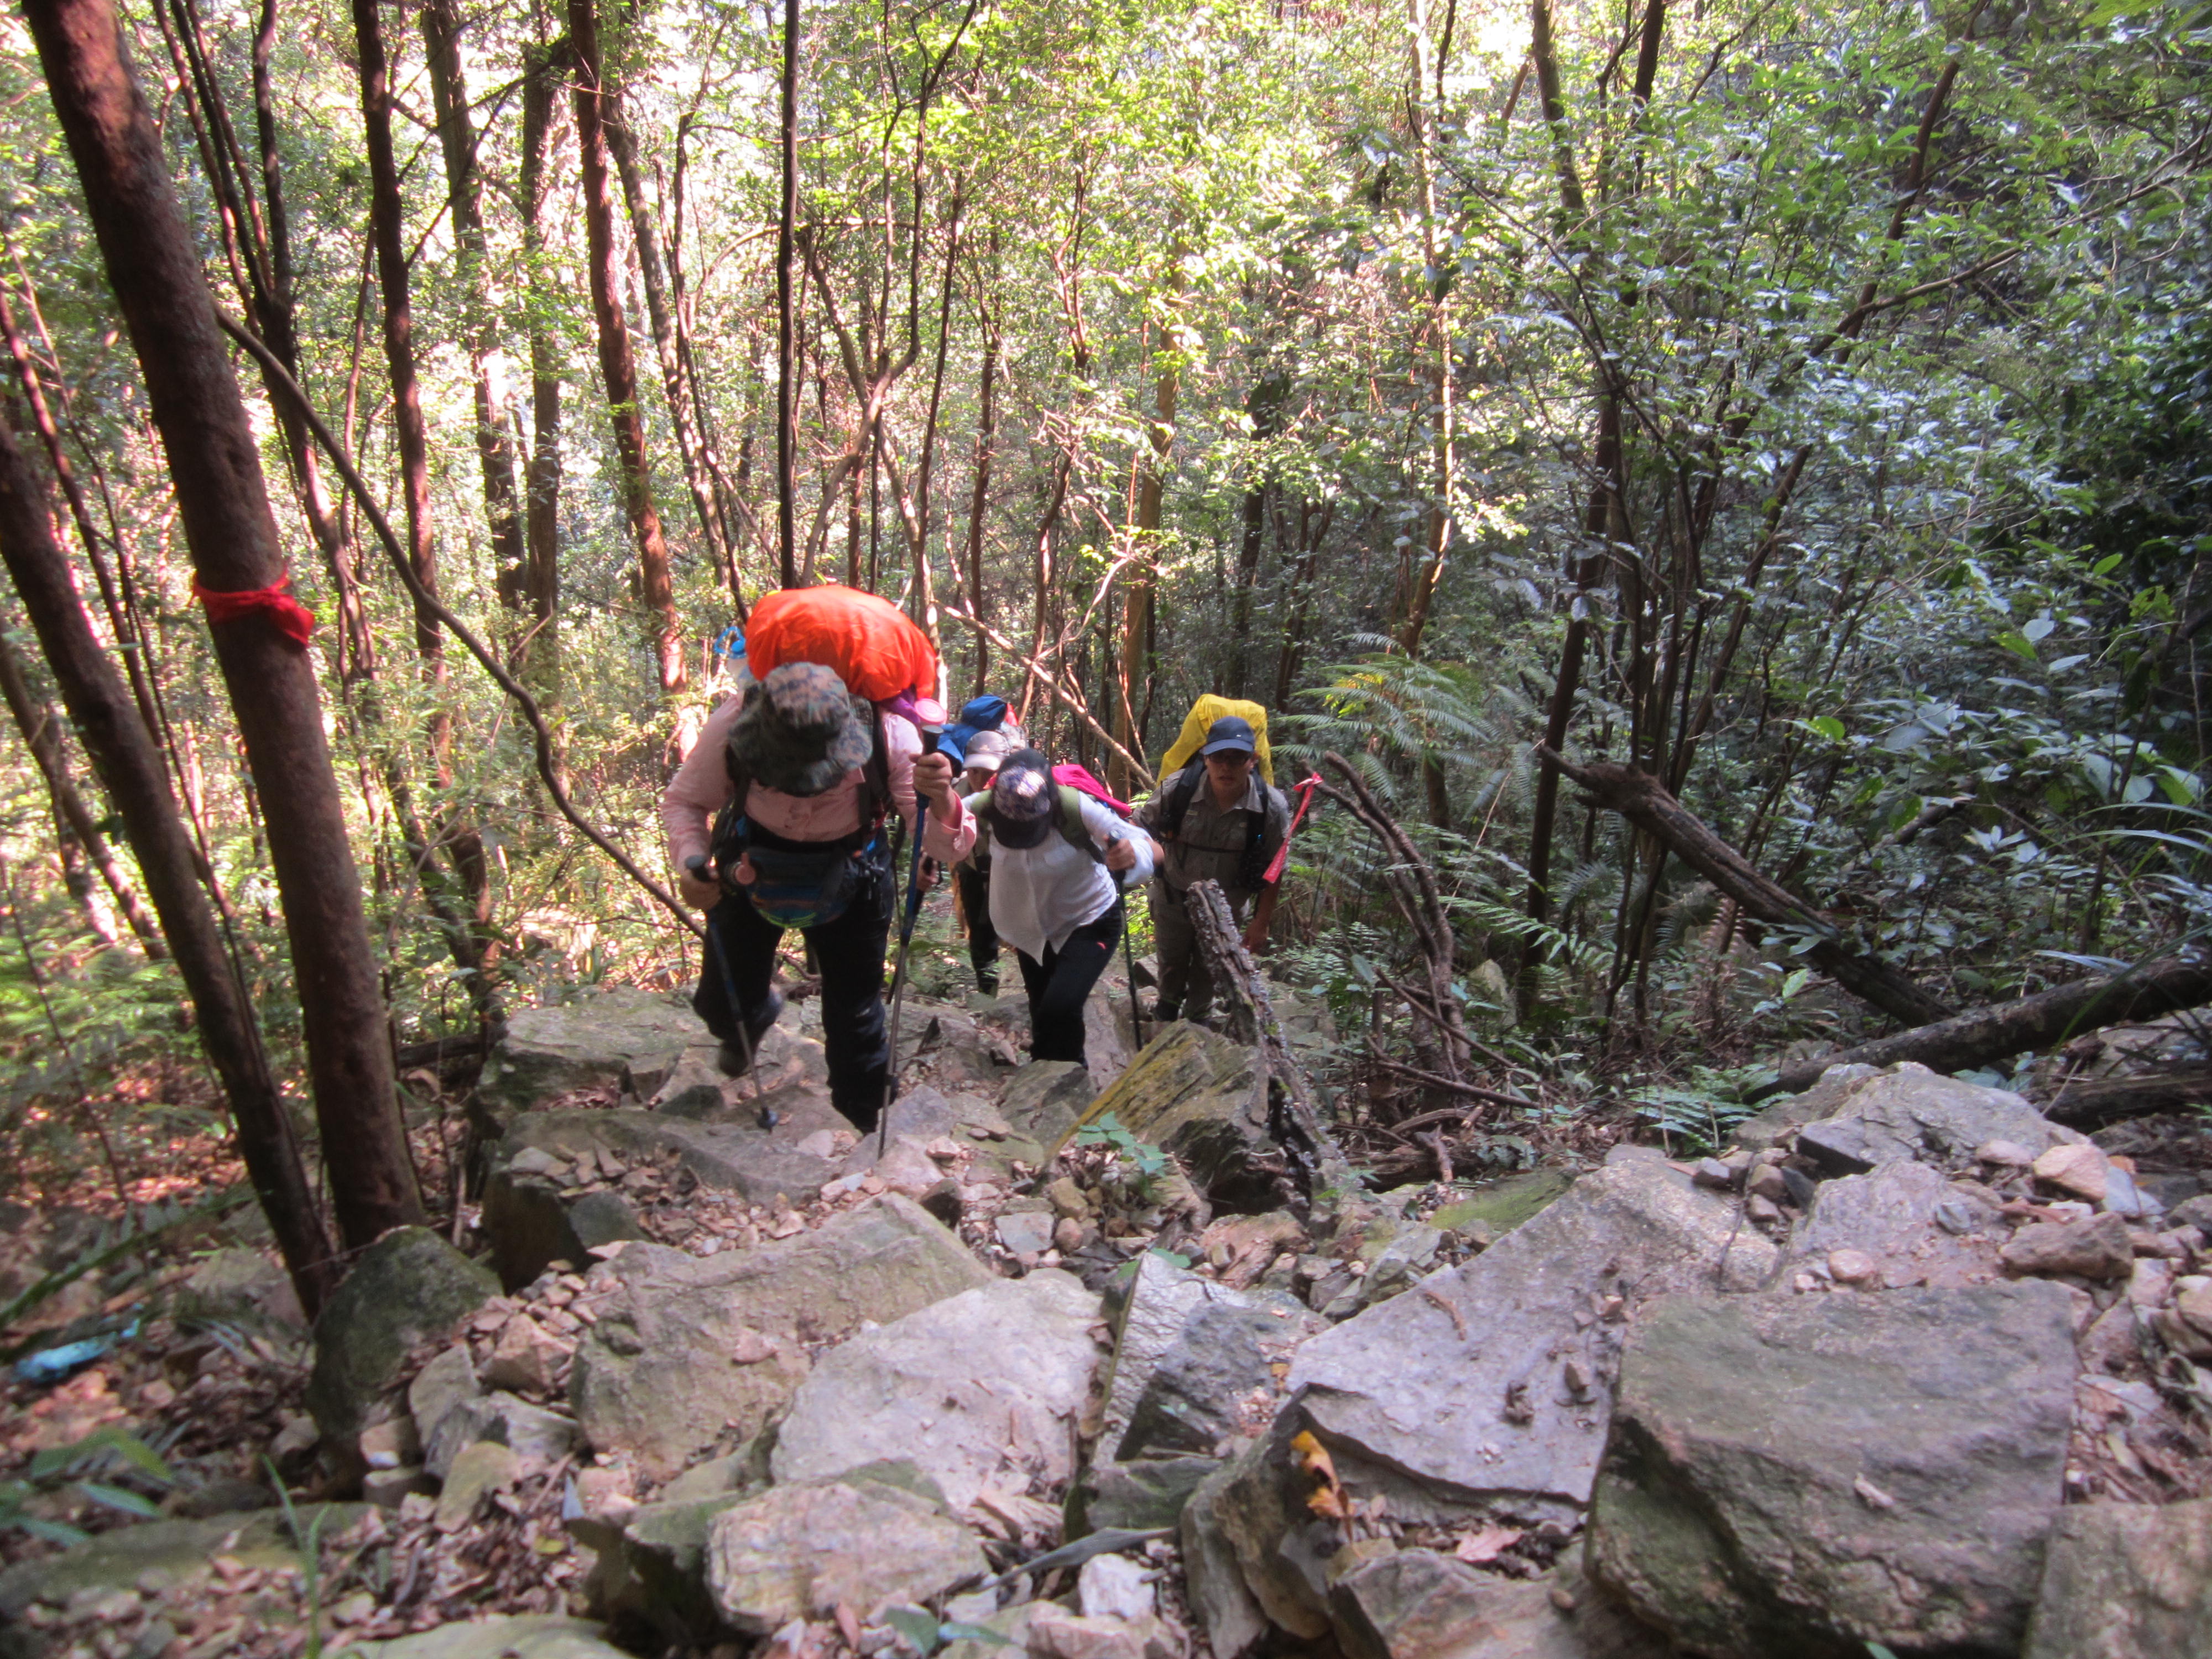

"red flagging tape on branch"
[192, 572, 315, 649]
[1263, 773, 1322, 886]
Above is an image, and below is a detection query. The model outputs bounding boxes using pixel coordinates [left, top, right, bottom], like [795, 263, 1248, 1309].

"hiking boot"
[1150, 999, 1181, 1024]
[976, 972, 999, 997]
[715, 988, 785, 1077]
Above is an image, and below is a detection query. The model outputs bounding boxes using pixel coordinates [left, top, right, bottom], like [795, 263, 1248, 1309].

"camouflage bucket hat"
[729, 662, 873, 797]
[989, 757, 1056, 849]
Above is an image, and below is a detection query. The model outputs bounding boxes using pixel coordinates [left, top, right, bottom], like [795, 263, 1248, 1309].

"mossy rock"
[305, 1227, 498, 1442]
[1428, 1167, 1577, 1238]
[0, 1506, 368, 1620]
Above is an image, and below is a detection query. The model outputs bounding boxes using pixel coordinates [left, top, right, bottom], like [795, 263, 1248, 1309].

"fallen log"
[1185, 877, 1358, 1196]
[2041, 1061, 2212, 1131]
[1538, 747, 1954, 1029]
[1755, 957, 2212, 1099]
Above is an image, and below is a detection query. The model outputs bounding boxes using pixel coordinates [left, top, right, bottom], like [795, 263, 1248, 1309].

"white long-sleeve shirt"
[964, 791, 1154, 961]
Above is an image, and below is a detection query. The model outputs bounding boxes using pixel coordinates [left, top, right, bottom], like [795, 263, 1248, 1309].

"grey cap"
[964, 730, 1013, 773]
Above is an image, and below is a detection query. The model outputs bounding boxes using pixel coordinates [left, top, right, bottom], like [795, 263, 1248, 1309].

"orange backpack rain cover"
[744, 585, 941, 705]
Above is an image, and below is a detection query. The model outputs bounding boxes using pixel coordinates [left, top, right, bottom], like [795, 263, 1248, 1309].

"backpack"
[707, 702, 893, 930]
[1051, 762, 1130, 817]
[1156, 695, 1274, 785]
[744, 584, 941, 706]
[940, 694, 1011, 768]
[1156, 763, 1279, 893]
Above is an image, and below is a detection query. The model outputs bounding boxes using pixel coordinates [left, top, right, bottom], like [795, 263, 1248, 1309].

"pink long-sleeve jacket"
[661, 695, 976, 875]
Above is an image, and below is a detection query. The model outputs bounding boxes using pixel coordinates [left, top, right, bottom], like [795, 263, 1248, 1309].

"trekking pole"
[687, 856, 774, 1130]
[1121, 896, 1146, 1053]
[879, 721, 942, 1156]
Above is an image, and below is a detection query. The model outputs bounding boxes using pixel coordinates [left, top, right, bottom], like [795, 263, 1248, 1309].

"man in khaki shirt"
[1133, 716, 1290, 1026]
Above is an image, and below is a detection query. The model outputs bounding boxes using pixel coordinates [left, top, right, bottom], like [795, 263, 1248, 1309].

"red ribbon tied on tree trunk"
[191, 571, 316, 649]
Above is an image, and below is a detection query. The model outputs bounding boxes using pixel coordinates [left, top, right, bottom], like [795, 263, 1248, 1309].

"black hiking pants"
[694, 847, 893, 1134]
[956, 860, 1000, 992]
[1015, 896, 1124, 1068]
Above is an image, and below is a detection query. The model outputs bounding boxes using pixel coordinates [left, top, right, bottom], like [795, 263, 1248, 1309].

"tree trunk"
[1395, 0, 1455, 666]
[1271, 499, 1330, 708]
[2041, 1062, 2212, 1132]
[0, 627, 165, 956]
[1543, 749, 1955, 1029]
[774, 0, 801, 589]
[353, 0, 499, 1009]
[25, 0, 422, 1250]
[0, 425, 341, 1314]
[606, 92, 730, 578]
[1115, 298, 1178, 796]
[1227, 372, 1284, 701]
[420, 0, 526, 616]
[351, 0, 446, 685]
[1760, 959, 2212, 1101]
[571, 0, 685, 688]
[962, 281, 998, 700]
[518, 37, 564, 707]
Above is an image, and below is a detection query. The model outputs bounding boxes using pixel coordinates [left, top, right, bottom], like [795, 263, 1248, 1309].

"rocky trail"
[3, 964, 2211, 1659]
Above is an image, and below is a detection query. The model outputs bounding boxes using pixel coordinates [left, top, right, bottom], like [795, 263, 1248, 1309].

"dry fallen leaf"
[1453, 1523, 1523, 1564]
[1291, 1429, 1350, 1521]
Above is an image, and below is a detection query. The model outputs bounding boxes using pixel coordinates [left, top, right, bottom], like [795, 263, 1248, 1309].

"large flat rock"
[477, 987, 706, 1124]
[1588, 1281, 2077, 1658]
[705, 1475, 989, 1634]
[999, 1061, 1097, 1146]
[569, 1195, 990, 1477]
[1097, 1251, 1265, 1456]
[770, 1270, 1105, 1510]
[1792, 1061, 2081, 1178]
[1054, 1023, 1269, 1203]
[1287, 1157, 1778, 1509]
[1330, 1549, 1668, 1659]
[1729, 1063, 1880, 1154]
[2022, 1498, 2212, 1659]
[650, 1020, 832, 1120]
[498, 1106, 839, 1206]
[1119, 1298, 1322, 1461]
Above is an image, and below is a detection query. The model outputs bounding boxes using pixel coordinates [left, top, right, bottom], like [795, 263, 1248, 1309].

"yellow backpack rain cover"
[1157, 695, 1273, 786]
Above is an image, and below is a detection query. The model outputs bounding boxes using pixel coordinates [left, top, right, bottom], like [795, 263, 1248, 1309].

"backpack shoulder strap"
[859, 708, 892, 828]
[1159, 764, 1204, 839]
[1055, 784, 1105, 862]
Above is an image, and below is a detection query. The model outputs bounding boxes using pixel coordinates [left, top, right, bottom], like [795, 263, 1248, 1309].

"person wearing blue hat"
[1133, 714, 1289, 1026]
[953, 729, 1013, 995]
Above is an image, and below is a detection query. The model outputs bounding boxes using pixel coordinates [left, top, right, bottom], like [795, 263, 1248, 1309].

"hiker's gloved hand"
[1104, 837, 1139, 873]
[913, 750, 958, 811]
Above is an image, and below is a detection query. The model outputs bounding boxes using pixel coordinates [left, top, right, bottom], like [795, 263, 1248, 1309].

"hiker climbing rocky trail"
[6, 927, 2210, 1658]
